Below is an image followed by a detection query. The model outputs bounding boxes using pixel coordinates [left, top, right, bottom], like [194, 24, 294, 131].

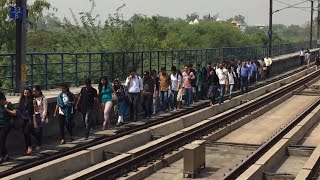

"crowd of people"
[0, 55, 275, 162]
[299, 48, 312, 68]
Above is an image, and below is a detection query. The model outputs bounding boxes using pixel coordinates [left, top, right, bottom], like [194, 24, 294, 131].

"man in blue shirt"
[239, 62, 249, 93]
[251, 60, 258, 85]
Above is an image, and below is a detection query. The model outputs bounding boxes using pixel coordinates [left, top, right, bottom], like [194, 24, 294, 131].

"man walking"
[239, 62, 249, 94]
[125, 68, 143, 121]
[264, 55, 273, 79]
[142, 71, 155, 119]
[216, 63, 228, 104]
[76, 79, 99, 139]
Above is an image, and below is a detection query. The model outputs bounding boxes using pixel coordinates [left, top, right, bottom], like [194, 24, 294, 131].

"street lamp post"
[317, 0, 320, 48]
[310, 0, 314, 49]
[15, 0, 27, 93]
[269, 0, 273, 56]
[269, 0, 315, 56]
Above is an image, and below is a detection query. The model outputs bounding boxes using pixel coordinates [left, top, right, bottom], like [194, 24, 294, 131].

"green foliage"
[0, 0, 52, 51]
[0, 0, 314, 91]
[226, 14, 246, 24]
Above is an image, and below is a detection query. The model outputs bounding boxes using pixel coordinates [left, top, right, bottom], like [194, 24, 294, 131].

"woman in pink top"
[32, 85, 48, 150]
[182, 65, 193, 107]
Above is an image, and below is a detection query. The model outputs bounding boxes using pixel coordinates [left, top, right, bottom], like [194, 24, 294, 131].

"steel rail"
[81, 70, 320, 180]
[0, 67, 309, 178]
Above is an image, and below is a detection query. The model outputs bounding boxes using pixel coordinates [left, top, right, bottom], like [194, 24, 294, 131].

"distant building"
[189, 19, 199, 25]
[231, 19, 247, 33]
[252, 24, 268, 29]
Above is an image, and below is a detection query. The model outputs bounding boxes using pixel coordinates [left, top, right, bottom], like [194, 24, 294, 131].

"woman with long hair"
[113, 79, 126, 126]
[0, 92, 16, 163]
[19, 87, 39, 155]
[54, 83, 75, 144]
[98, 76, 114, 130]
[208, 68, 219, 106]
[32, 85, 48, 150]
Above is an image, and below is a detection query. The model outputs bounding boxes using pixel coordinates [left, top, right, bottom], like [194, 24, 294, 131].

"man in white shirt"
[216, 63, 229, 104]
[125, 68, 143, 121]
[305, 49, 311, 68]
[169, 66, 181, 111]
[264, 55, 273, 79]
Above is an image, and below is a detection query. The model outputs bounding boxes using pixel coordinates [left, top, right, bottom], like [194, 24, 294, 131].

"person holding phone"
[125, 68, 143, 121]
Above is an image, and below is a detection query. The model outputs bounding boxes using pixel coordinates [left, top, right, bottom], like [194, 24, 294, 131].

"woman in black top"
[208, 69, 219, 106]
[19, 87, 40, 155]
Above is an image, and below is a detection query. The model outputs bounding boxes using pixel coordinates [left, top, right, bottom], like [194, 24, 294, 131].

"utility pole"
[317, 0, 320, 48]
[269, 0, 273, 56]
[310, 0, 314, 49]
[15, 0, 27, 92]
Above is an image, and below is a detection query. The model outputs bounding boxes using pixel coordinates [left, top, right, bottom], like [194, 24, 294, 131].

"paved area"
[300, 121, 320, 147]
[273, 156, 310, 176]
[0, 101, 206, 173]
[218, 95, 319, 145]
[145, 145, 255, 180]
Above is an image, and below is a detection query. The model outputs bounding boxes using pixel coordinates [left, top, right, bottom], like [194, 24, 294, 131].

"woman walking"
[0, 92, 16, 163]
[54, 83, 75, 144]
[98, 76, 113, 130]
[113, 79, 126, 126]
[208, 69, 219, 106]
[33, 85, 48, 149]
[19, 87, 39, 155]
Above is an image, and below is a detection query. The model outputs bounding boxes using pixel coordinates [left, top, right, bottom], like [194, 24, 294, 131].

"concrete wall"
[5, 49, 320, 152]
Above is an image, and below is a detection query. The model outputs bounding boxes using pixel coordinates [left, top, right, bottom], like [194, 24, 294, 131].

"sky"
[35, 0, 313, 26]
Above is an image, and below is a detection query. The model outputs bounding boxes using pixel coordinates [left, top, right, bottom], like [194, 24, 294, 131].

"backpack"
[189, 70, 197, 86]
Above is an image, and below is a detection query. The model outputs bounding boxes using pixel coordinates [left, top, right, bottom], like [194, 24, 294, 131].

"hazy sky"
[39, 0, 312, 26]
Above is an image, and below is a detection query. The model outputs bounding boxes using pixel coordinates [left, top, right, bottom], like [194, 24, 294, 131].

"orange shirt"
[159, 73, 169, 91]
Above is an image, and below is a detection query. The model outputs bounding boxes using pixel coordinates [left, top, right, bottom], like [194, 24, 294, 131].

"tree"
[0, 0, 52, 51]
[226, 14, 246, 24]
[203, 13, 219, 21]
[186, 12, 199, 22]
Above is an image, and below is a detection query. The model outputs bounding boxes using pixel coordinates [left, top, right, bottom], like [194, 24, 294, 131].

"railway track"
[61, 70, 320, 179]
[0, 66, 315, 180]
[234, 85, 320, 180]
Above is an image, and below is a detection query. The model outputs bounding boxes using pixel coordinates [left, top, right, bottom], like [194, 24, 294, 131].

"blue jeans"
[153, 91, 160, 114]
[229, 84, 234, 97]
[118, 98, 126, 116]
[241, 77, 249, 93]
[83, 109, 93, 136]
[160, 91, 169, 111]
[219, 84, 226, 104]
[170, 90, 178, 109]
[185, 88, 192, 107]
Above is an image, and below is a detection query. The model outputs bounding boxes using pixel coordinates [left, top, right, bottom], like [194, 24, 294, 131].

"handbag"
[33, 113, 43, 128]
[112, 93, 118, 102]
[211, 86, 217, 94]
